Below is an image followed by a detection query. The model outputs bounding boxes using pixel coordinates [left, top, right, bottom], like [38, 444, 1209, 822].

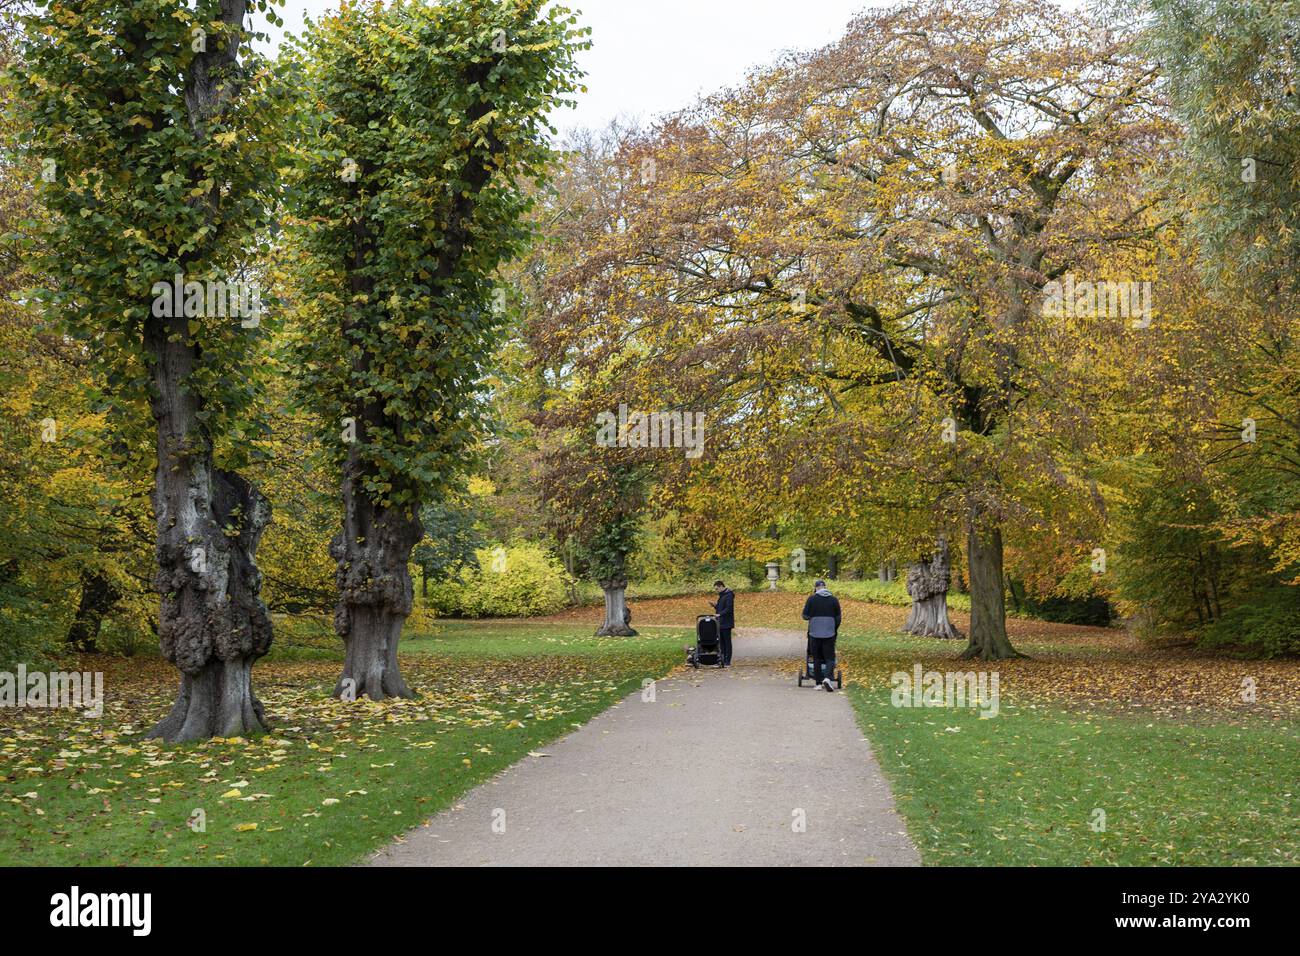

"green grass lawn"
[400, 620, 688, 658]
[0, 623, 683, 866]
[848, 685, 1298, 866]
[4, 608, 1293, 867]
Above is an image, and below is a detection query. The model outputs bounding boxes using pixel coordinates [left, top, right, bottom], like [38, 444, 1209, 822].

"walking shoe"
[822, 678, 835, 692]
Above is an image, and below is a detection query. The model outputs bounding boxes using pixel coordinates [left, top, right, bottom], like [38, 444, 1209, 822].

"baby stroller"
[686, 614, 725, 669]
[797, 637, 842, 688]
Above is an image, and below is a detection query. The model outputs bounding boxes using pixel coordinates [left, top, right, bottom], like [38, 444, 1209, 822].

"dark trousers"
[811, 636, 836, 683]
[719, 628, 733, 665]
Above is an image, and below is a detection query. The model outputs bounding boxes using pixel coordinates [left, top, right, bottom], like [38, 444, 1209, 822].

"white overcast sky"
[261, 1, 887, 136]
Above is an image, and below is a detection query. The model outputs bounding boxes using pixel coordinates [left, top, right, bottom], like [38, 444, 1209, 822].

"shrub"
[0, 583, 64, 669]
[1199, 586, 1300, 659]
[425, 544, 570, 618]
[94, 591, 156, 658]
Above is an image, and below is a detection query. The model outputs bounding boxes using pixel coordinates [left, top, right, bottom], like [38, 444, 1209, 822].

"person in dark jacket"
[801, 579, 841, 692]
[710, 580, 735, 666]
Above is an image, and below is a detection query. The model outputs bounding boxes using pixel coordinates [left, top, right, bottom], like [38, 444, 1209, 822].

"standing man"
[711, 580, 735, 666]
[802, 579, 841, 692]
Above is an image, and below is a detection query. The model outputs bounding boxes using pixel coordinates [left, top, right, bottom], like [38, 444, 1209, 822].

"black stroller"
[797, 637, 843, 688]
[686, 614, 725, 669]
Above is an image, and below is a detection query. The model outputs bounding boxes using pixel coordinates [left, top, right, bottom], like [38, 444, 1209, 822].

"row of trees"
[7, 0, 586, 739]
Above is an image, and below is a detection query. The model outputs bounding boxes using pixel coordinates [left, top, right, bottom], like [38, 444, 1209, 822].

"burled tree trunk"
[903, 536, 962, 639]
[959, 511, 1023, 660]
[141, 0, 275, 743]
[331, 461, 422, 701]
[145, 313, 273, 743]
[596, 578, 636, 636]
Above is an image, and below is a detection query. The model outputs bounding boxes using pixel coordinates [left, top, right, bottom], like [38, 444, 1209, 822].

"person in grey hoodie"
[801, 579, 841, 692]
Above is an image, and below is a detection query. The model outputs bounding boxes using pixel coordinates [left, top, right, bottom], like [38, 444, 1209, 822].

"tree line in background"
[1, 0, 1298, 744]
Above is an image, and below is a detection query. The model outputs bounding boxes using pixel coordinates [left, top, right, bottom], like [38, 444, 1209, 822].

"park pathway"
[367, 628, 920, 866]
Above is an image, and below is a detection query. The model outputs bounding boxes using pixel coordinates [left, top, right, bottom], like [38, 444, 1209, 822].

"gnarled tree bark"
[330, 463, 422, 701]
[903, 536, 962, 639]
[595, 577, 636, 636]
[145, 314, 273, 742]
[146, 0, 274, 744]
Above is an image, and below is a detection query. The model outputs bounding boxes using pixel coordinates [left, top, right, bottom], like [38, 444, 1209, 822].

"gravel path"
[367, 627, 920, 867]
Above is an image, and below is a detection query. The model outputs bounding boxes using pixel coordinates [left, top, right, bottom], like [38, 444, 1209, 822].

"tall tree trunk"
[143, 0, 273, 743]
[596, 577, 636, 636]
[902, 536, 962, 639]
[145, 314, 273, 743]
[331, 463, 422, 701]
[66, 569, 118, 653]
[826, 554, 839, 579]
[959, 512, 1023, 660]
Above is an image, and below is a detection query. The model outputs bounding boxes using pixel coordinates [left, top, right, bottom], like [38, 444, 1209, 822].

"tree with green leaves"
[14, 0, 287, 740]
[1144, 0, 1300, 604]
[412, 496, 485, 597]
[539, 433, 647, 637]
[284, 0, 587, 699]
[1145, 0, 1300, 287]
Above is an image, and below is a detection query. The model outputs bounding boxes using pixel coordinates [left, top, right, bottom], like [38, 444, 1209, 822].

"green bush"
[425, 544, 570, 618]
[1199, 586, 1300, 659]
[0, 583, 64, 669]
